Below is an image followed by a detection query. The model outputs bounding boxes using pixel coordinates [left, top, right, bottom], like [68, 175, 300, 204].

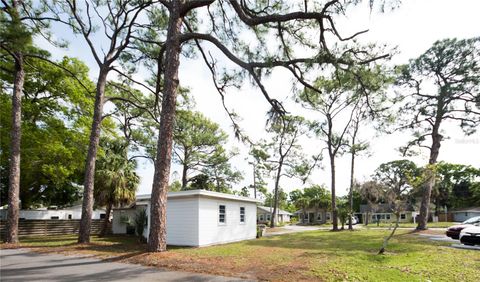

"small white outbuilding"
[112, 190, 261, 247]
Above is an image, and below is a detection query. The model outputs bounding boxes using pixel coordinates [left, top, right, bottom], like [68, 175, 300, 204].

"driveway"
[0, 249, 252, 282]
[417, 233, 480, 251]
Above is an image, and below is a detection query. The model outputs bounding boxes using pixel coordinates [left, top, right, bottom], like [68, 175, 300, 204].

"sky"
[38, 0, 480, 199]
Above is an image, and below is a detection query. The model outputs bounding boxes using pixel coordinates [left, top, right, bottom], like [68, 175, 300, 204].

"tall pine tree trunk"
[271, 161, 283, 228]
[181, 151, 188, 190]
[5, 53, 24, 244]
[78, 69, 108, 243]
[417, 121, 442, 230]
[348, 147, 355, 230]
[148, 5, 183, 252]
[329, 151, 338, 231]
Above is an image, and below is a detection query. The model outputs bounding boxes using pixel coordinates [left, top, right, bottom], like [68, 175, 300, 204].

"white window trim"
[259, 214, 264, 221]
[240, 206, 246, 224]
[218, 204, 227, 226]
[316, 212, 322, 221]
[400, 213, 406, 220]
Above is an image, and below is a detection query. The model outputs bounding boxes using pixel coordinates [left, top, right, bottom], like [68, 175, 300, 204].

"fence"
[0, 219, 105, 237]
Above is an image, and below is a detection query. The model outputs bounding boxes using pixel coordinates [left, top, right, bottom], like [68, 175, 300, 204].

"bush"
[257, 224, 266, 238]
[134, 209, 147, 242]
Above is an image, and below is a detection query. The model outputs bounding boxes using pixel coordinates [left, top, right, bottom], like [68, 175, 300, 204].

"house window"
[400, 213, 406, 220]
[50, 216, 59, 220]
[326, 212, 331, 220]
[100, 213, 106, 219]
[386, 214, 391, 220]
[68, 214, 72, 220]
[266, 214, 271, 221]
[219, 205, 226, 224]
[259, 214, 264, 221]
[240, 207, 245, 223]
[316, 213, 322, 221]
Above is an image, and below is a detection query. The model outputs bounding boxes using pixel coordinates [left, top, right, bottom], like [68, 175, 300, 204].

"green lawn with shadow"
[3, 230, 479, 281]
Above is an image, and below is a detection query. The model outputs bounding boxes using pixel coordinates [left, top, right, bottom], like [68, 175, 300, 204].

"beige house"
[359, 204, 417, 224]
[294, 208, 331, 224]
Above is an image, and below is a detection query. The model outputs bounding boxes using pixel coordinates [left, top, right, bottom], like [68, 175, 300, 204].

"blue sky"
[37, 0, 480, 198]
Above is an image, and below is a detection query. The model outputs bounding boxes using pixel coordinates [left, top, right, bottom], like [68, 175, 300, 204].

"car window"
[463, 216, 480, 224]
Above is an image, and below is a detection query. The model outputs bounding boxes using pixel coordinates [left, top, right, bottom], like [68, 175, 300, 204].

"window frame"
[400, 213, 406, 220]
[240, 206, 246, 224]
[218, 204, 227, 225]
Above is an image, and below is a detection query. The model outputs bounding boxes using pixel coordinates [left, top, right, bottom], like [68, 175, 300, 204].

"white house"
[257, 206, 292, 224]
[112, 190, 261, 247]
[0, 205, 105, 220]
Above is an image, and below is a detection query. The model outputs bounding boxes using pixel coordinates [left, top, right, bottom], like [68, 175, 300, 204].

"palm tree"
[94, 140, 139, 236]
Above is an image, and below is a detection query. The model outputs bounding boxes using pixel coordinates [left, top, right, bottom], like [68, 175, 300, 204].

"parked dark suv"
[446, 216, 480, 239]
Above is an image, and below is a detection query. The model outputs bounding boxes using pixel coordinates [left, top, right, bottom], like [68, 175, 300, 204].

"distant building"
[293, 208, 330, 224]
[257, 206, 292, 224]
[359, 204, 417, 224]
[451, 207, 480, 222]
[0, 205, 106, 220]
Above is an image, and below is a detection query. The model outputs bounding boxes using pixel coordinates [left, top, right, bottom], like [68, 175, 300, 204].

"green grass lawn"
[3, 229, 478, 281]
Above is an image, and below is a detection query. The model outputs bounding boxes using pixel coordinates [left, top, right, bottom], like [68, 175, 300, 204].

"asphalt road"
[0, 249, 252, 282]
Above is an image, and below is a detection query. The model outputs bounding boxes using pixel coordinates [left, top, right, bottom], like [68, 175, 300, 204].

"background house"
[294, 208, 330, 224]
[257, 206, 292, 224]
[112, 190, 260, 247]
[359, 204, 417, 224]
[0, 205, 105, 220]
[451, 207, 480, 222]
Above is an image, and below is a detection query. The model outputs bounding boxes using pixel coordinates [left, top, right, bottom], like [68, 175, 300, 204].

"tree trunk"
[271, 161, 283, 228]
[416, 129, 442, 230]
[78, 68, 108, 243]
[181, 159, 188, 190]
[147, 7, 183, 253]
[348, 147, 355, 230]
[253, 164, 257, 199]
[100, 202, 112, 237]
[5, 53, 24, 244]
[378, 211, 400, 254]
[329, 152, 338, 231]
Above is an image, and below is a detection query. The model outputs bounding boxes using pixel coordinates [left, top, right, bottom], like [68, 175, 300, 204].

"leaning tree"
[373, 160, 419, 254]
[145, 0, 391, 252]
[396, 37, 480, 230]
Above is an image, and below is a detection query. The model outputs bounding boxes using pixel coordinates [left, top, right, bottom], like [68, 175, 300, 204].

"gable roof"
[257, 206, 292, 215]
[136, 189, 261, 203]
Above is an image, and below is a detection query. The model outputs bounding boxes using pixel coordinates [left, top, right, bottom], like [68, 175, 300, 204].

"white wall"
[165, 197, 199, 246]
[0, 208, 105, 220]
[198, 197, 256, 246]
[112, 196, 257, 247]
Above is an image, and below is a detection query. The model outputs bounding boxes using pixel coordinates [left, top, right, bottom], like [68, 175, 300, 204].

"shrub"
[134, 209, 147, 242]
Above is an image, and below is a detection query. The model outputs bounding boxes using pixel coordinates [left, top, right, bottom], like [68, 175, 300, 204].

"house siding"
[112, 191, 258, 247]
[198, 197, 256, 246]
[165, 197, 199, 246]
[453, 211, 480, 222]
